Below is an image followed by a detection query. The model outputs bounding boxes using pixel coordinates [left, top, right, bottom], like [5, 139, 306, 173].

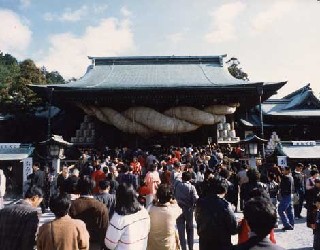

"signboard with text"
[292, 141, 316, 146]
[0, 143, 20, 149]
[277, 156, 287, 167]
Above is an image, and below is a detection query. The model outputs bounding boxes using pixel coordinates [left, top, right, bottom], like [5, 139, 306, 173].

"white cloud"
[120, 6, 132, 17]
[0, 9, 32, 58]
[38, 17, 135, 79]
[44, 4, 110, 22]
[59, 5, 88, 22]
[20, 0, 31, 8]
[252, 1, 297, 33]
[93, 4, 108, 14]
[205, 1, 246, 43]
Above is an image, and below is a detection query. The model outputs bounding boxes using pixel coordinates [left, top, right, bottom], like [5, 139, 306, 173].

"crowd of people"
[0, 144, 320, 249]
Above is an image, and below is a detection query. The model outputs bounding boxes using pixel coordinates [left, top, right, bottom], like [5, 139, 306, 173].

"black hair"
[33, 162, 40, 168]
[206, 176, 228, 195]
[213, 176, 229, 195]
[157, 184, 172, 204]
[268, 172, 277, 181]
[115, 183, 141, 215]
[163, 165, 168, 171]
[121, 164, 130, 173]
[247, 168, 260, 182]
[244, 197, 276, 238]
[311, 170, 319, 176]
[219, 168, 230, 179]
[173, 161, 181, 168]
[102, 166, 109, 174]
[77, 175, 94, 195]
[49, 193, 71, 218]
[149, 164, 157, 172]
[25, 186, 43, 199]
[99, 180, 110, 190]
[182, 171, 192, 182]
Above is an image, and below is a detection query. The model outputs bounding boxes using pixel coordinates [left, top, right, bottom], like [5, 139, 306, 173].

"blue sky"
[1, 0, 320, 97]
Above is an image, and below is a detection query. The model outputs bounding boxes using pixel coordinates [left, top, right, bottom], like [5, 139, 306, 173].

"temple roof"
[261, 83, 320, 116]
[56, 55, 247, 89]
[29, 55, 286, 108]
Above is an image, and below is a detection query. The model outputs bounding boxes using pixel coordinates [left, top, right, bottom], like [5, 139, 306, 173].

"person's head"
[32, 162, 40, 172]
[24, 186, 43, 207]
[61, 166, 69, 178]
[315, 178, 320, 188]
[207, 176, 228, 195]
[311, 169, 319, 178]
[268, 172, 277, 182]
[49, 193, 71, 218]
[182, 171, 192, 182]
[120, 164, 130, 173]
[157, 184, 172, 204]
[296, 163, 303, 171]
[173, 161, 181, 170]
[281, 166, 291, 175]
[115, 183, 141, 215]
[99, 180, 111, 192]
[149, 164, 157, 172]
[96, 164, 102, 171]
[77, 176, 94, 195]
[186, 163, 193, 172]
[247, 168, 260, 182]
[219, 168, 230, 179]
[244, 197, 277, 237]
[44, 165, 49, 173]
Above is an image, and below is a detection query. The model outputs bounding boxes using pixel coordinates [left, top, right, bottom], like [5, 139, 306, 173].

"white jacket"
[0, 169, 6, 197]
[105, 207, 150, 250]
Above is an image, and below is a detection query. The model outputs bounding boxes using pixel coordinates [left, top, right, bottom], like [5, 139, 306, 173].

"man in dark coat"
[30, 162, 46, 213]
[195, 176, 238, 250]
[234, 197, 285, 250]
[95, 180, 116, 218]
[292, 163, 305, 218]
[0, 186, 43, 250]
[278, 166, 295, 230]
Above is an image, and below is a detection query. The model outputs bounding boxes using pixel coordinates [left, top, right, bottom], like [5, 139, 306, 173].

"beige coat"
[37, 215, 89, 250]
[147, 203, 182, 250]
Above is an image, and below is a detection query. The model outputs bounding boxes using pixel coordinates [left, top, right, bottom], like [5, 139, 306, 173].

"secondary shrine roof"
[261, 84, 320, 117]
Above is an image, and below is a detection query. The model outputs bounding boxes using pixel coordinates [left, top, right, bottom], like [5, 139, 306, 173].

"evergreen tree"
[0, 52, 66, 113]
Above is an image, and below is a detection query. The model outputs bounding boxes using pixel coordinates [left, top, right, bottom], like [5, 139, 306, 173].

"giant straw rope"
[77, 104, 237, 137]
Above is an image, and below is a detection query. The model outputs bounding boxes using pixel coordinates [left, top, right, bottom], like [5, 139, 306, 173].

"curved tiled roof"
[28, 55, 286, 108]
[51, 55, 246, 90]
